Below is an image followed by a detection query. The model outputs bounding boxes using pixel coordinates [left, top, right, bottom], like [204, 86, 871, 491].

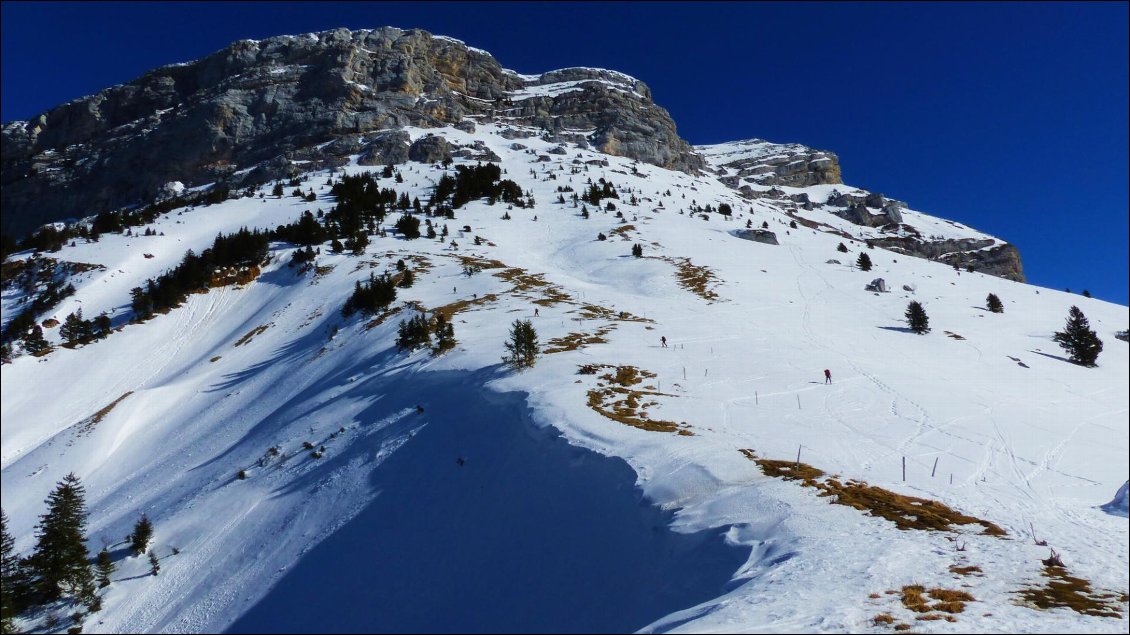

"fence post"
[931, 457, 939, 478]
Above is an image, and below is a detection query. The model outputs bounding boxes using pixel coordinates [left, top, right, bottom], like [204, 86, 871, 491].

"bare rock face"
[867, 236, 1026, 282]
[1, 27, 702, 236]
[407, 135, 452, 163]
[696, 139, 841, 188]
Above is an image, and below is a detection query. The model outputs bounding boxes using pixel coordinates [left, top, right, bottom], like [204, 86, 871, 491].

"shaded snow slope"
[2, 122, 1127, 633]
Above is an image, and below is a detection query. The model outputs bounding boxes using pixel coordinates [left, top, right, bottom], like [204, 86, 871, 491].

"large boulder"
[731, 229, 779, 245]
[358, 131, 411, 166]
[408, 135, 452, 163]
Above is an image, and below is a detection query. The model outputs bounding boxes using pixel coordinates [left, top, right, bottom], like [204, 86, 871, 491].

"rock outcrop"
[866, 236, 1025, 281]
[1, 27, 701, 236]
[697, 139, 841, 188]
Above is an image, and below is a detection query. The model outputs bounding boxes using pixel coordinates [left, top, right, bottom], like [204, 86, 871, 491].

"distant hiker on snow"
[661, 336, 668, 348]
[824, 369, 832, 384]
[534, 308, 539, 317]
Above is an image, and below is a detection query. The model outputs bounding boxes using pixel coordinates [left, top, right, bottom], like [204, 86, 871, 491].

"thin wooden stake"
[796, 394, 801, 409]
[931, 457, 939, 478]
[796, 445, 802, 467]
[950, 473, 953, 485]
[902, 456, 906, 481]
[755, 391, 759, 405]
[683, 367, 686, 380]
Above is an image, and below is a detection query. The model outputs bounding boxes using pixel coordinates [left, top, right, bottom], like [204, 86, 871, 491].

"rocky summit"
[2, 26, 1024, 280]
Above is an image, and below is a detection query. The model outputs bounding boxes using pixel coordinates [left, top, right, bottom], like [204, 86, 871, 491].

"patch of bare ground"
[944, 331, 966, 340]
[455, 255, 572, 307]
[233, 323, 272, 347]
[75, 392, 134, 436]
[739, 449, 1006, 535]
[582, 365, 692, 435]
[1015, 562, 1127, 618]
[363, 306, 404, 331]
[210, 265, 259, 288]
[609, 224, 637, 240]
[544, 326, 615, 354]
[949, 565, 983, 577]
[572, 303, 653, 323]
[651, 255, 721, 302]
[432, 293, 499, 321]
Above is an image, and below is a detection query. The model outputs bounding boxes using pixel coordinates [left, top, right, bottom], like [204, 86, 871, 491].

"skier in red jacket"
[824, 369, 832, 384]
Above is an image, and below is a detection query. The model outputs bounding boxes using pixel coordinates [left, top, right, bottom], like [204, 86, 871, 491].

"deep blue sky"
[3, 2, 1127, 304]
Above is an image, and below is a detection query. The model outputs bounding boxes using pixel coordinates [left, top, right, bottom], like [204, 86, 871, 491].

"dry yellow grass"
[1015, 565, 1127, 618]
[544, 326, 615, 354]
[652, 256, 721, 302]
[739, 450, 1006, 536]
[75, 391, 134, 436]
[949, 565, 983, 576]
[872, 613, 895, 626]
[363, 306, 404, 331]
[234, 323, 271, 347]
[573, 303, 653, 323]
[609, 224, 637, 240]
[582, 365, 692, 435]
[432, 293, 499, 321]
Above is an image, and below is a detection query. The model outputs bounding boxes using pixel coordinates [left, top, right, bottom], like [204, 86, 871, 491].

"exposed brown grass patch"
[1015, 565, 1127, 618]
[892, 623, 912, 631]
[583, 365, 691, 435]
[896, 585, 973, 617]
[872, 613, 895, 626]
[653, 256, 721, 302]
[573, 303, 653, 323]
[944, 331, 966, 340]
[544, 326, 615, 354]
[42, 318, 60, 328]
[432, 293, 499, 320]
[234, 323, 271, 347]
[75, 391, 134, 436]
[739, 450, 1006, 536]
[454, 255, 572, 307]
[609, 224, 637, 240]
[949, 565, 983, 576]
[363, 306, 404, 331]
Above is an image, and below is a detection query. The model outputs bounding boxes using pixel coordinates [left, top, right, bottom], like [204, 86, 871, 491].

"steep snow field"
[2, 123, 1127, 633]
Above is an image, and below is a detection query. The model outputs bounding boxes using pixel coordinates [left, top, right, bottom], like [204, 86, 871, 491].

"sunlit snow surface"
[2, 124, 1127, 633]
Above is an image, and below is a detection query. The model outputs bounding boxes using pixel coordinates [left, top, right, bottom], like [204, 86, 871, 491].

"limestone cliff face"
[1, 27, 701, 236]
[697, 139, 842, 188]
[697, 139, 1026, 282]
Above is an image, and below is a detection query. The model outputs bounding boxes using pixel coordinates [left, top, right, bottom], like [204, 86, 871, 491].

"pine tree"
[432, 313, 456, 355]
[905, 301, 930, 334]
[986, 293, 1004, 313]
[1053, 305, 1103, 366]
[502, 319, 539, 369]
[856, 252, 873, 272]
[147, 551, 160, 576]
[130, 515, 153, 556]
[837, 242, 849, 253]
[30, 474, 94, 602]
[94, 548, 114, 588]
[397, 268, 415, 288]
[2, 509, 22, 632]
[22, 326, 50, 356]
[631, 244, 643, 258]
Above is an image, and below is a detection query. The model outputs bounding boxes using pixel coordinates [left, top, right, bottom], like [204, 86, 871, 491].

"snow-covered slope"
[2, 122, 1127, 633]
